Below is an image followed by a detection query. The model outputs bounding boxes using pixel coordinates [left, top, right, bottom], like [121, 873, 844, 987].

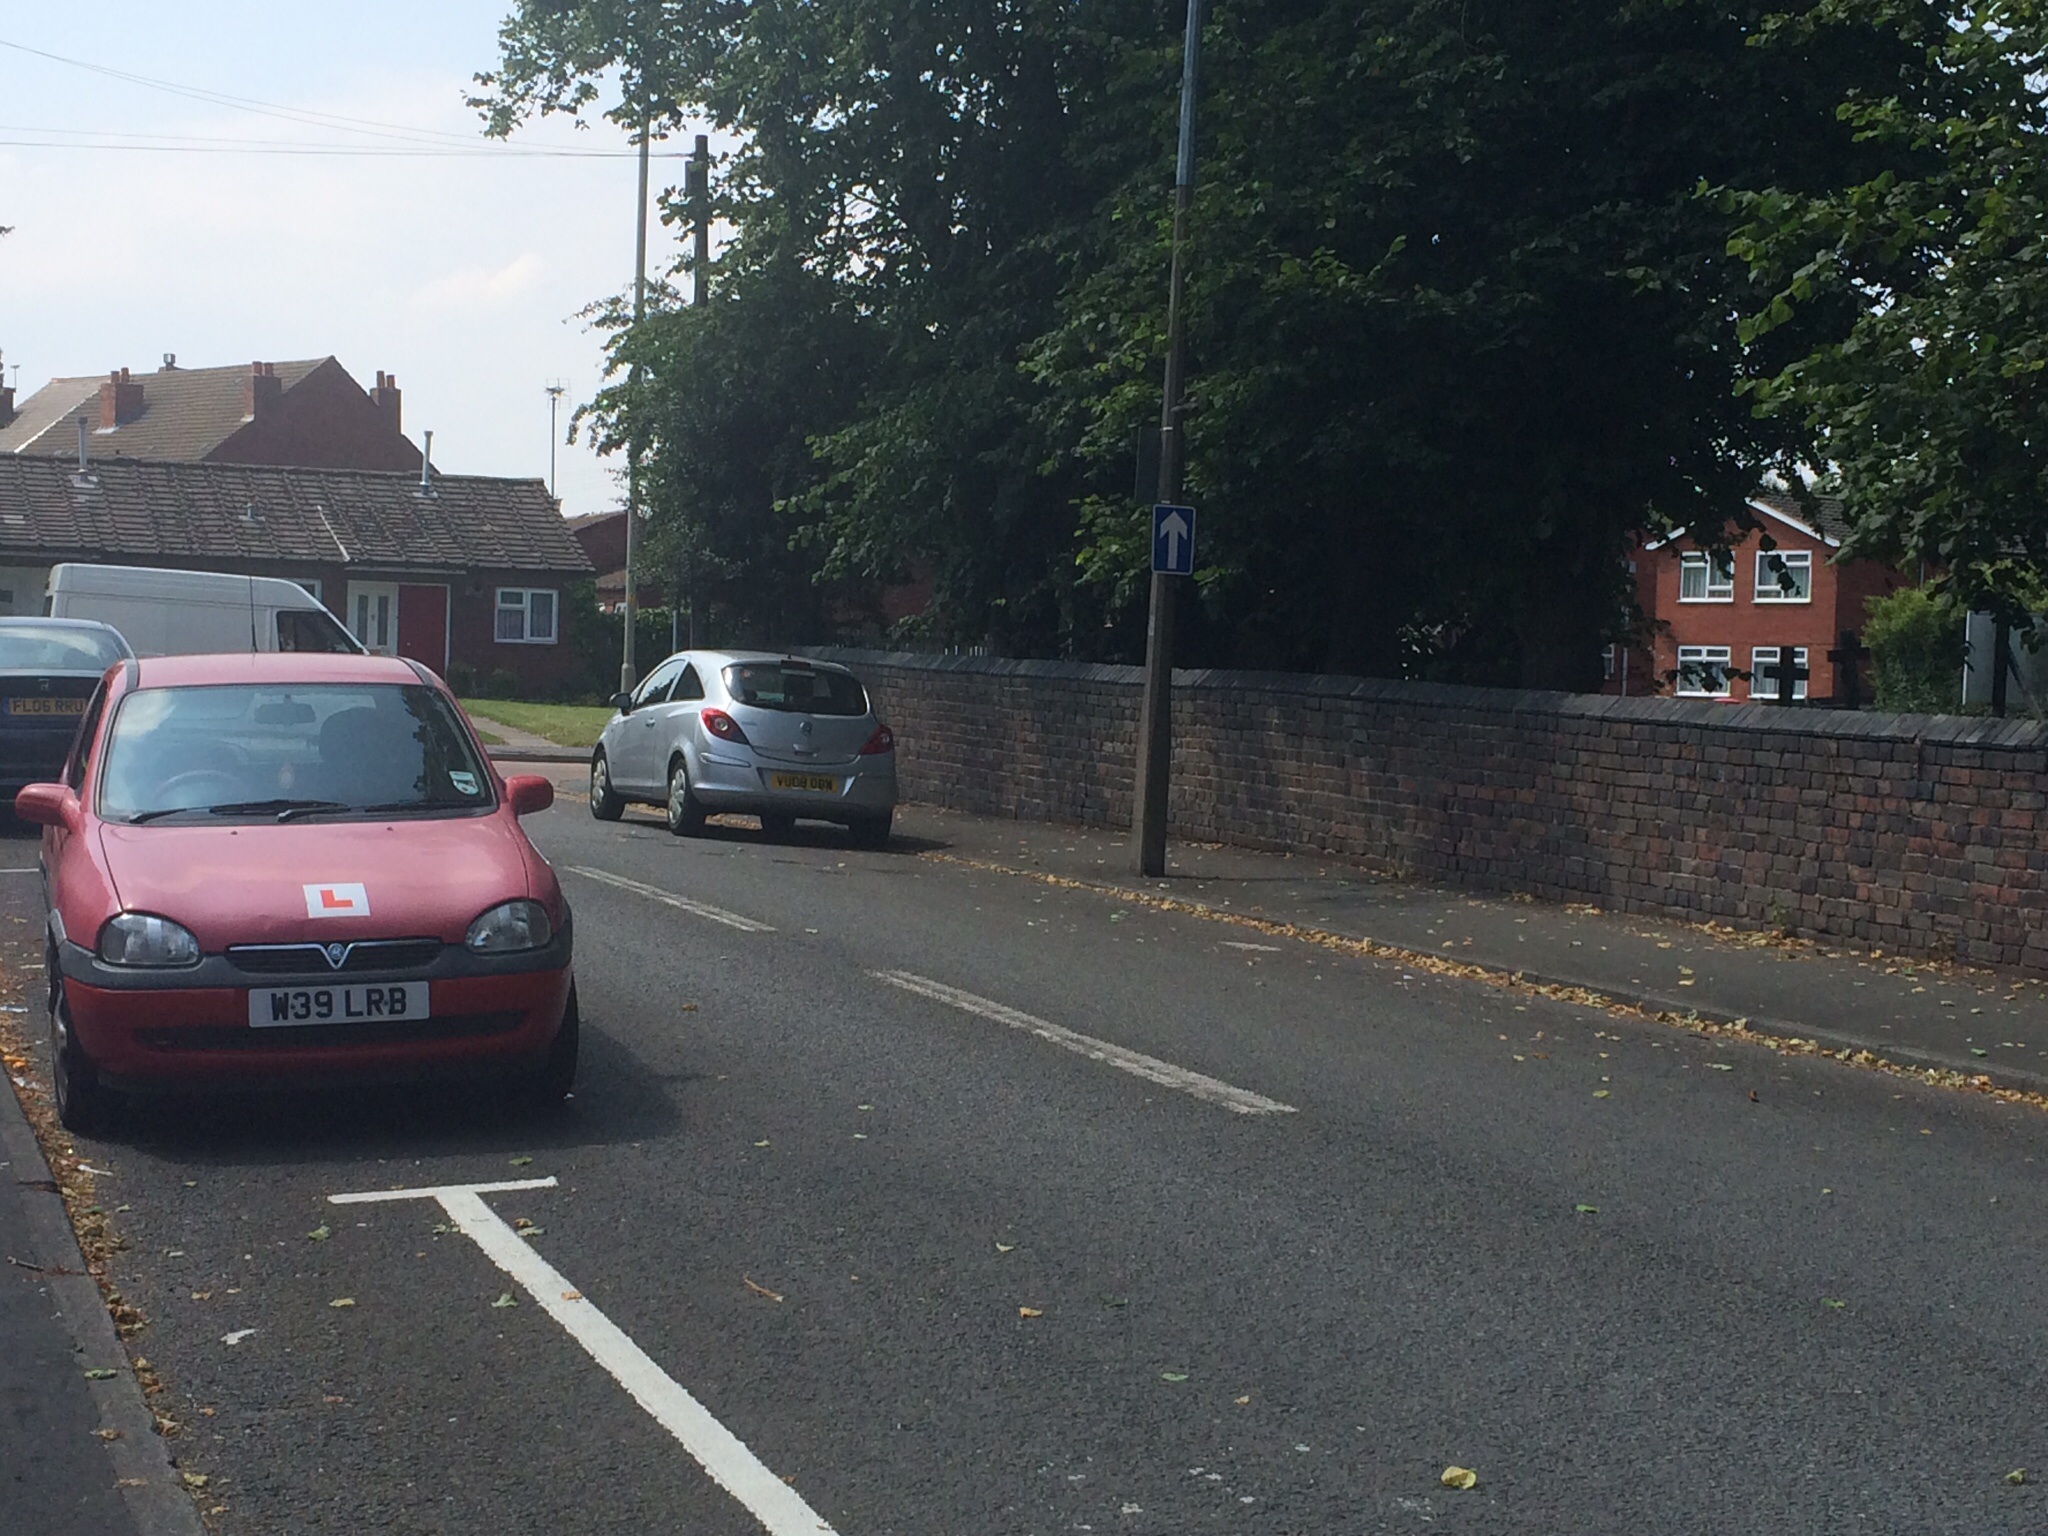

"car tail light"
[860, 723, 895, 755]
[702, 708, 750, 745]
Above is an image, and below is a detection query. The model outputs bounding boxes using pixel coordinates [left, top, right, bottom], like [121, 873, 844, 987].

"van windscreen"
[276, 608, 360, 654]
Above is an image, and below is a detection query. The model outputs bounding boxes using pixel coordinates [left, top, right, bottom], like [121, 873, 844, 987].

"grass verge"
[459, 699, 612, 749]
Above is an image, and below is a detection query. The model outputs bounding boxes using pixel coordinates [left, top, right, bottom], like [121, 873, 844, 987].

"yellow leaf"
[1441, 1466, 1478, 1491]
[1017, 1306, 1044, 1318]
[328, 1298, 356, 1309]
[995, 1242, 1016, 1253]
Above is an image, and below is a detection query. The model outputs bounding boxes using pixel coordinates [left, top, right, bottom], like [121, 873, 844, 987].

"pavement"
[8, 783, 2048, 1530]
[473, 717, 587, 765]
[892, 803, 2048, 1096]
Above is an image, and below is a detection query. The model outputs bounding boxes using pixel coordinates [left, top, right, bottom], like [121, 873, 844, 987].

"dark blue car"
[0, 618, 133, 798]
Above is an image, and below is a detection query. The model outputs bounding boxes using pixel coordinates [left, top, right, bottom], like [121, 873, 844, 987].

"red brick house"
[1612, 492, 1911, 705]
[0, 456, 591, 695]
[567, 509, 666, 612]
[0, 357, 418, 471]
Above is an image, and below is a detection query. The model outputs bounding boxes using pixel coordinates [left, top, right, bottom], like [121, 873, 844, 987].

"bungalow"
[0, 454, 592, 695]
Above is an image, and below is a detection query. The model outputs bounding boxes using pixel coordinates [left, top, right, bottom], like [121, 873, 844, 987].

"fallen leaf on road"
[83, 1368, 117, 1379]
[753, 1140, 771, 1148]
[561, 1291, 582, 1302]
[1708, 1063, 1734, 1071]
[491, 1293, 517, 1309]
[323, 1396, 344, 1404]
[220, 1330, 255, 1346]
[744, 1277, 785, 1302]
[1441, 1466, 1478, 1489]
[518, 1227, 546, 1239]
[307, 1224, 330, 1242]
[509, 1156, 533, 1167]
[1821, 1298, 1846, 1309]
[1575, 1204, 1598, 1214]
[1160, 1371, 1189, 1382]
[1973, 1049, 1989, 1057]
[182, 1473, 209, 1490]
[93, 1427, 122, 1440]
[1235, 1395, 1251, 1405]
[1101, 1294, 1129, 1308]
[995, 1242, 1015, 1253]
[2008, 1469, 2028, 1485]
[680, 1003, 700, 1012]
[1592, 1090, 1611, 1099]
[1017, 1306, 1043, 1318]
[328, 1298, 355, 1309]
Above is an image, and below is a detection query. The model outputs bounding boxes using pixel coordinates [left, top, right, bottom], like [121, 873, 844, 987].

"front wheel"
[589, 752, 624, 821]
[49, 981, 110, 1136]
[665, 760, 706, 837]
[527, 983, 579, 1109]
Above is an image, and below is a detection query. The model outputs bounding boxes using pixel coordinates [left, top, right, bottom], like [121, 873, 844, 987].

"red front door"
[396, 584, 449, 675]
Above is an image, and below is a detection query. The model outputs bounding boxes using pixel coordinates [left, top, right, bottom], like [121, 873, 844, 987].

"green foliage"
[1862, 586, 1964, 713]
[481, 1, 1915, 685]
[1722, 1, 2048, 624]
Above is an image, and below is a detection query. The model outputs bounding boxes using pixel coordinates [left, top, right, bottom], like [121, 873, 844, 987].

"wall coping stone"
[804, 646, 2048, 753]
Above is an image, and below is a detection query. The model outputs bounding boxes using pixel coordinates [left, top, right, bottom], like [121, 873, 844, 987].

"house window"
[1754, 549, 1812, 602]
[1750, 645, 1809, 701]
[1675, 645, 1733, 697]
[495, 587, 558, 644]
[1679, 552, 1734, 602]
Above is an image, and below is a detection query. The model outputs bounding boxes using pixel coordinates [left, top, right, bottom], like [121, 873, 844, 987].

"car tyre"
[849, 811, 893, 850]
[589, 751, 624, 821]
[49, 978, 110, 1137]
[528, 983, 580, 1109]
[759, 811, 796, 840]
[665, 759, 707, 837]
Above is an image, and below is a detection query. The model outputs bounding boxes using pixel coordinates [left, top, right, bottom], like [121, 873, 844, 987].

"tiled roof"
[0, 456, 592, 576]
[1750, 490, 1853, 546]
[0, 359, 328, 458]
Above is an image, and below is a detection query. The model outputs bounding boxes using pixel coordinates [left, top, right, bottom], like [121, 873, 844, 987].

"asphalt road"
[8, 794, 2048, 1535]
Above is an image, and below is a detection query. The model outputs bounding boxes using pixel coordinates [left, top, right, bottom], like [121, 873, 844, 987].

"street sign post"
[1152, 503, 1196, 576]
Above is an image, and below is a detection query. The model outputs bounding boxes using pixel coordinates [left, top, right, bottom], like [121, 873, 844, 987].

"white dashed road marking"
[873, 970, 1298, 1116]
[331, 1178, 836, 1536]
[566, 866, 777, 933]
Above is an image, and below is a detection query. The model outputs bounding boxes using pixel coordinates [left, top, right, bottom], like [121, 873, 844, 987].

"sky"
[0, 3, 702, 521]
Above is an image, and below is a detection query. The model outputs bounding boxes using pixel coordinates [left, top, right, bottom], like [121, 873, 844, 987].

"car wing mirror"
[15, 782, 81, 832]
[504, 774, 555, 817]
[610, 691, 634, 714]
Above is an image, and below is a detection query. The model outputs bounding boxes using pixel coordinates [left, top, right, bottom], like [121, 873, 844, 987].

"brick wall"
[807, 647, 2048, 974]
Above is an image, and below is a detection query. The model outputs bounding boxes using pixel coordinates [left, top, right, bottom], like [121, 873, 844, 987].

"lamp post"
[619, 105, 651, 694]
[544, 382, 565, 500]
[1132, 0, 1205, 877]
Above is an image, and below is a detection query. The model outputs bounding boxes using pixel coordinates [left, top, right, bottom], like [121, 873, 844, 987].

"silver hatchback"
[588, 651, 897, 846]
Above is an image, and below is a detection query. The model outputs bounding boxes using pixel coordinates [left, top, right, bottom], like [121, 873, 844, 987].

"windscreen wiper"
[201, 798, 354, 822]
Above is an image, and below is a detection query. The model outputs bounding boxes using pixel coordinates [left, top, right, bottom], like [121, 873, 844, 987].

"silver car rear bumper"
[691, 750, 895, 820]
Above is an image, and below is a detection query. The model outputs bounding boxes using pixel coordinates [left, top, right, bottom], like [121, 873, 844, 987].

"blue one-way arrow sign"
[1152, 503, 1196, 576]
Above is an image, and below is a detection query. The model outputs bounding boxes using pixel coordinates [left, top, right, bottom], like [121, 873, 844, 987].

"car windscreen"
[0, 625, 126, 672]
[721, 662, 868, 716]
[98, 683, 494, 823]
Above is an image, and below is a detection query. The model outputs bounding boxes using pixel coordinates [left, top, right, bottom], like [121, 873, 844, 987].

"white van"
[45, 564, 363, 657]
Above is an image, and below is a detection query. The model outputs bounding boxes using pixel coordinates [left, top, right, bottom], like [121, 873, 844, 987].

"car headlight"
[466, 900, 554, 954]
[97, 913, 201, 968]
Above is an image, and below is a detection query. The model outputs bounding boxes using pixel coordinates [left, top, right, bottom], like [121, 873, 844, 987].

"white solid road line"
[874, 970, 1298, 1116]
[566, 866, 777, 933]
[331, 1178, 837, 1536]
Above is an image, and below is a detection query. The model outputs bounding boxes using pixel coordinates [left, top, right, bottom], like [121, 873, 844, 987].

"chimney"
[418, 429, 435, 494]
[160, 353, 178, 370]
[371, 369, 402, 434]
[98, 367, 144, 430]
[244, 360, 282, 419]
[76, 416, 88, 472]
[0, 380, 13, 429]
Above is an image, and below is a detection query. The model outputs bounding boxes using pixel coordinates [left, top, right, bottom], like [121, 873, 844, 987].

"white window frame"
[495, 587, 559, 645]
[1679, 551, 1734, 603]
[1753, 549, 1813, 603]
[1749, 645, 1809, 701]
[1675, 645, 1733, 698]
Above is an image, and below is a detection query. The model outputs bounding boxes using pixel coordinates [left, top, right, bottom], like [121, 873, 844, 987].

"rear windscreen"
[0, 625, 126, 672]
[276, 608, 360, 654]
[721, 663, 869, 716]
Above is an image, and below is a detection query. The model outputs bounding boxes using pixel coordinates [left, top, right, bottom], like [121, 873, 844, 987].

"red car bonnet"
[95, 813, 543, 950]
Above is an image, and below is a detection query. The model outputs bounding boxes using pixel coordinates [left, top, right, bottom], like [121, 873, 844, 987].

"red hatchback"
[15, 652, 576, 1133]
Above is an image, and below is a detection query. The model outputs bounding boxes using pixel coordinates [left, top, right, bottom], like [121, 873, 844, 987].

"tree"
[1861, 586, 1965, 712]
[1724, 1, 2048, 627]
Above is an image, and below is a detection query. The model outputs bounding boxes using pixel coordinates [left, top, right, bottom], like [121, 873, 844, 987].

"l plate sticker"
[303, 882, 370, 918]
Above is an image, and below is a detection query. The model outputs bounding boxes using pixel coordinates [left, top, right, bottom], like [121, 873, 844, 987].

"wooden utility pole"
[1133, 0, 1205, 878]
